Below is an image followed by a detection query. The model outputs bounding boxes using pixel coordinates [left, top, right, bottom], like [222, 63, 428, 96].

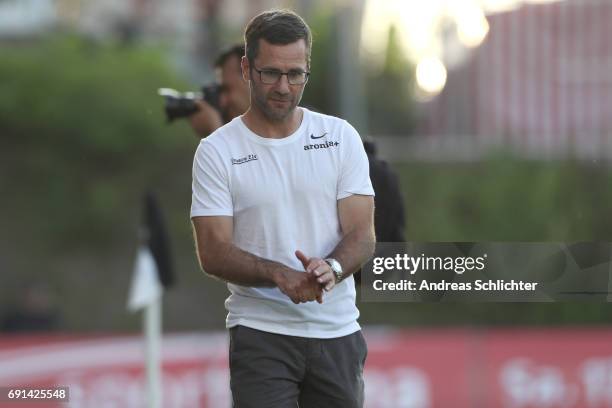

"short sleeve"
[337, 121, 375, 200]
[191, 140, 233, 218]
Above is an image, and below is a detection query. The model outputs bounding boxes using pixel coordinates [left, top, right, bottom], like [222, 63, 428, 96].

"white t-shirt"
[191, 107, 374, 338]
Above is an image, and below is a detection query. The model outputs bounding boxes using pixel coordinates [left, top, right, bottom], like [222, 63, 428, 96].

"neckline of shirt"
[237, 107, 309, 146]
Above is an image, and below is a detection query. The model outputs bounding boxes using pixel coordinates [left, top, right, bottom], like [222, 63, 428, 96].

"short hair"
[214, 44, 245, 69]
[244, 9, 312, 68]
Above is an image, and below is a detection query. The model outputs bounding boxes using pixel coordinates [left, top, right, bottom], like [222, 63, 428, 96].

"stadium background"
[1, 0, 611, 406]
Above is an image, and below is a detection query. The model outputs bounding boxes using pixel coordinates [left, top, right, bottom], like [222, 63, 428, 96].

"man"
[189, 44, 250, 137]
[188, 47, 406, 254]
[190, 9, 375, 408]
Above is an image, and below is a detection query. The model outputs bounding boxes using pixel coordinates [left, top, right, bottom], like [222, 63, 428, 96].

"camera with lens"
[158, 84, 221, 123]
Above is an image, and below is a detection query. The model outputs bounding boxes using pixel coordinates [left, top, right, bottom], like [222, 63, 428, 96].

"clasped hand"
[276, 250, 338, 304]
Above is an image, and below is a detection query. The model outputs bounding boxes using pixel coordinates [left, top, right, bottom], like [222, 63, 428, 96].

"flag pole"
[144, 294, 162, 408]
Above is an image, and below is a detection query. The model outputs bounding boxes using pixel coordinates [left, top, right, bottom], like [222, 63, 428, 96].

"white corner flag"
[127, 192, 174, 408]
[128, 246, 163, 312]
[128, 244, 163, 408]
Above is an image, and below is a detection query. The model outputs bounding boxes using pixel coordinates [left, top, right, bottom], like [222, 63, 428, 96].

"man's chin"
[264, 105, 295, 121]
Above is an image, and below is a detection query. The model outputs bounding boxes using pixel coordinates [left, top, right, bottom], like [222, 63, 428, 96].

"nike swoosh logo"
[310, 132, 328, 139]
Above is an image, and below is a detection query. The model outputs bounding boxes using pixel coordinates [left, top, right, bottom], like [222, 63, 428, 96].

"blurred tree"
[364, 25, 417, 136]
[0, 34, 194, 249]
[395, 156, 612, 242]
[300, 7, 335, 115]
[302, 12, 417, 137]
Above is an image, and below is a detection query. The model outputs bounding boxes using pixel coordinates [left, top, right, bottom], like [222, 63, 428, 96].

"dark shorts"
[229, 325, 368, 408]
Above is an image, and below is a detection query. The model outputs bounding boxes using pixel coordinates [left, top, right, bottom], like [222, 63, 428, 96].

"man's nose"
[275, 74, 291, 93]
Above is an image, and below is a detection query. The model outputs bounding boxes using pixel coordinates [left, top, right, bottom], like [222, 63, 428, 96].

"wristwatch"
[324, 258, 343, 283]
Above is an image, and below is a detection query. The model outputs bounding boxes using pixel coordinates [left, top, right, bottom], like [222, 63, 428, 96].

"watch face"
[326, 259, 342, 281]
[326, 259, 338, 271]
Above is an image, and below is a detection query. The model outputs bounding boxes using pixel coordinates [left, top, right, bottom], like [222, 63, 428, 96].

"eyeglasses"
[252, 67, 310, 85]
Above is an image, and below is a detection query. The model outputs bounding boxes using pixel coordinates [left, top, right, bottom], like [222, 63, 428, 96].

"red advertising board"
[0, 328, 611, 407]
[482, 329, 612, 408]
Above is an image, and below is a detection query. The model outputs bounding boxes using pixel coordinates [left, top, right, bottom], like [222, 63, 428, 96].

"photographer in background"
[188, 44, 249, 137]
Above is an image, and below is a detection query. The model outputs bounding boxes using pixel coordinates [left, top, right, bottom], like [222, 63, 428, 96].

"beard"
[251, 83, 302, 122]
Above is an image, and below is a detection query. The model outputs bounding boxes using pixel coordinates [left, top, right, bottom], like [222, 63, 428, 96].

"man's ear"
[241, 56, 250, 82]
